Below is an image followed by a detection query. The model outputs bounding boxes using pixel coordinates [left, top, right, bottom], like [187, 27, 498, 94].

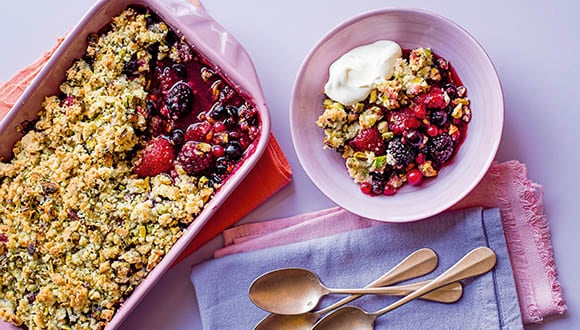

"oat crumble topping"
[0, 8, 216, 329]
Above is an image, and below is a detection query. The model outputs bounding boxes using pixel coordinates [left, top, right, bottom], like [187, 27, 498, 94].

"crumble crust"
[0, 8, 213, 329]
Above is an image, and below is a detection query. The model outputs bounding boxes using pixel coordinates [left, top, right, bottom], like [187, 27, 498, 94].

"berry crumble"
[0, 6, 260, 330]
[317, 43, 470, 195]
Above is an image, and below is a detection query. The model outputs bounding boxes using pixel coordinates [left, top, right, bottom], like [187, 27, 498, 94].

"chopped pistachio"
[369, 89, 378, 103]
[451, 104, 463, 119]
[371, 155, 387, 172]
[382, 132, 394, 141]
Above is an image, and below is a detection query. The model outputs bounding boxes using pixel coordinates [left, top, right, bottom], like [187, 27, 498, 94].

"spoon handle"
[391, 280, 463, 303]
[374, 246, 496, 317]
[317, 248, 438, 314]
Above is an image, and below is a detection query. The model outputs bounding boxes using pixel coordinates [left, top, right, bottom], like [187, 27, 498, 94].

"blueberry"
[444, 84, 457, 99]
[226, 105, 239, 118]
[209, 103, 227, 120]
[86, 33, 99, 45]
[83, 55, 94, 69]
[405, 130, 427, 149]
[224, 105, 239, 128]
[172, 64, 187, 79]
[169, 129, 184, 146]
[436, 58, 449, 71]
[208, 173, 222, 186]
[215, 157, 234, 174]
[224, 141, 243, 160]
[370, 171, 387, 181]
[371, 178, 384, 195]
[430, 110, 448, 127]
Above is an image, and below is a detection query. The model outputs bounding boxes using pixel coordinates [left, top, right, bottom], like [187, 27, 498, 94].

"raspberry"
[185, 121, 212, 142]
[162, 81, 193, 120]
[411, 103, 427, 119]
[422, 87, 449, 109]
[387, 137, 416, 168]
[176, 141, 214, 175]
[427, 133, 455, 166]
[61, 95, 76, 107]
[388, 108, 420, 135]
[134, 137, 175, 177]
[349, 127, 386, 155]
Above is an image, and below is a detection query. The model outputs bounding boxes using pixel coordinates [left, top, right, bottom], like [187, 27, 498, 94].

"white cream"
[324, 40, 402, 106]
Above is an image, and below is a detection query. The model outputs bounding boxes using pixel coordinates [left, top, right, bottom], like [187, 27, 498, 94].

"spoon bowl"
[316, 306, 376, 330]
[249, 268, 329, 315]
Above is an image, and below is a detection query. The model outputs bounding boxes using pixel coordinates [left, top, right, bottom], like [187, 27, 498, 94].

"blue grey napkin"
[190, 208, 523, 329]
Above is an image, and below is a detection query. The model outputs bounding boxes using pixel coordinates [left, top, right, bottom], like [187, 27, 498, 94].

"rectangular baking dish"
[0, 0, 270, 328]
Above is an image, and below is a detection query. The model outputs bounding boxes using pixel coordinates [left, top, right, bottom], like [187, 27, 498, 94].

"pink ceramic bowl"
[0, 0, 269, 329]
[290, 8, 503, 222]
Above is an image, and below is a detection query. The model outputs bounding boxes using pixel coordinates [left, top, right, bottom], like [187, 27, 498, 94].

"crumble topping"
[0, 8, 215, 329]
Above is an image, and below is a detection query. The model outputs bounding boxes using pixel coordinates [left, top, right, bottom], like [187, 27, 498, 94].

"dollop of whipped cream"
[324, 40, 402, 105]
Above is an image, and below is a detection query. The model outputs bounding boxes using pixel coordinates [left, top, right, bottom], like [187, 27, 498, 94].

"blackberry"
[387, 137, 417, 168]
[164, 81, 193, 120]
[427, 134, 455, 166]
[176, 141, 214, 175]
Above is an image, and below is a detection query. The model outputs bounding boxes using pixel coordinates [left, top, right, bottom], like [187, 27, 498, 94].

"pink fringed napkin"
[215, 161, 566, 324]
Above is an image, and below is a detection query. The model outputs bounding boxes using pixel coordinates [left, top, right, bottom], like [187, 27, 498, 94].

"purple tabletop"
[0, 1, 577, 329]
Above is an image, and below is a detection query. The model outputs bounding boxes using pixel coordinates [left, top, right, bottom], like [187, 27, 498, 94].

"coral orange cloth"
[0, 39, 292, 265]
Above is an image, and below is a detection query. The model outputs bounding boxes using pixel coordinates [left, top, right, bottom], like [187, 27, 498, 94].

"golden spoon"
[311, 247, 496, 330]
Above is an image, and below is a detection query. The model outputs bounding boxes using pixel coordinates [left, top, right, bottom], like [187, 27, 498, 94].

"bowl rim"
[289, 7, 504, 222]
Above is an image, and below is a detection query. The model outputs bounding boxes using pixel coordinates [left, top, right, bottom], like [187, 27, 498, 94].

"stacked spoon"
[248, 247, 496, 330]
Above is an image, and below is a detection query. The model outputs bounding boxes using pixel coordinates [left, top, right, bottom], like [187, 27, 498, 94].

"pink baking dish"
[0, 0, 270, 329]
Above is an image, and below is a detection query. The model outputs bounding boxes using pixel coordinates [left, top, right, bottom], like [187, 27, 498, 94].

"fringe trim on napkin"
[492, 161, 566, 323]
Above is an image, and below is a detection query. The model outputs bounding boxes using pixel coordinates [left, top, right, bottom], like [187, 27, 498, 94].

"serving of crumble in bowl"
[290, 8, 503, 222]
[0, 0, 270, 329]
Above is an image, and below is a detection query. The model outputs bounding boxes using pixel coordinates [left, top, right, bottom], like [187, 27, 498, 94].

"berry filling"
[127, 10, 261, 187]
[317, 47, 470, 196]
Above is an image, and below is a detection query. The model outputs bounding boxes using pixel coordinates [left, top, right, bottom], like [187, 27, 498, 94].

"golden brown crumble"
[0, 8, 214, 330]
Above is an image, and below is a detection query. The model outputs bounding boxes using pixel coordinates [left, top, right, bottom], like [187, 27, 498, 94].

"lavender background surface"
[0, 0, 577, 329]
